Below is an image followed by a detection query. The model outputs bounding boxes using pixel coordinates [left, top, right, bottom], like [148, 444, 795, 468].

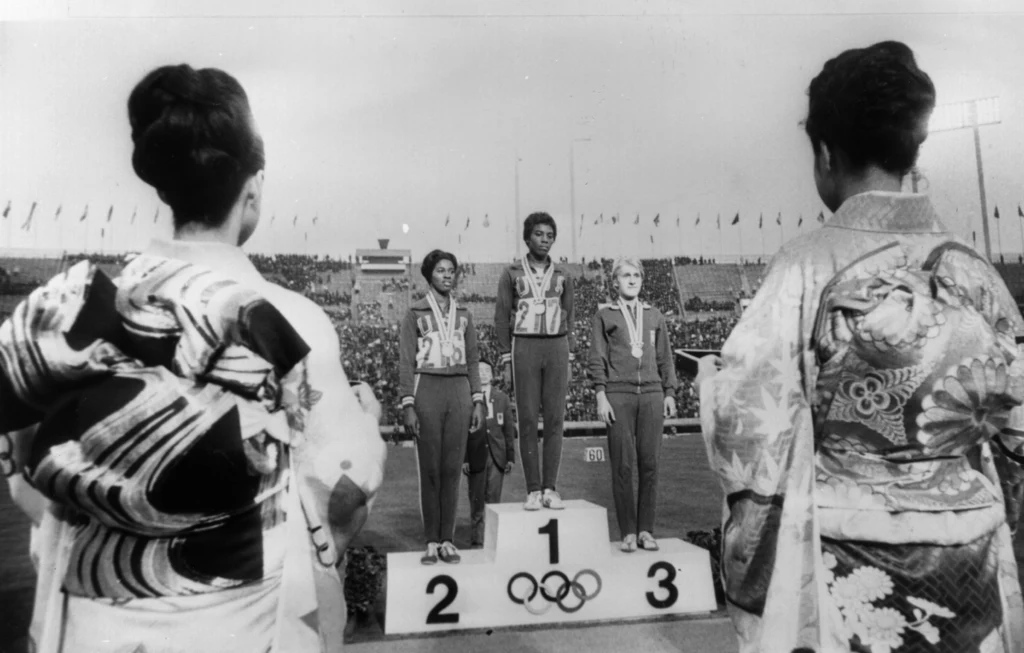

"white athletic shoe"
[524, 491, 543, 511]
[638, 531, 660, 551]
[542, 489, 565, 510]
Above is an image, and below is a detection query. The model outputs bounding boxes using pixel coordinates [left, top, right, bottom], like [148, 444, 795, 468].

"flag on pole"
[54, 205, 62, 221]
[293, 215, 298, 226]
[312, 215, 319, 225]
[21, 201, 37, 230]
[731, 212, 740, 226]
[579, 214, 584, 237]
[483, 213, 490, 227]
[676, 215, 680, 228]
[81, 205, 89, 222]
[593, 214, 600, 226]
[716, 214, 721, 229]
[695, 214, 700, 227]
[2, 201, 9, 218]
[106, 205, 114, 222]
[634, 213, 640, 225]
[1018, 204, 1023, 218]
[776, 212, 781, 226]
[798, 215, 803, 228]
[130, 207, 137, 224]
[458, 233, 462, 245]
[154, 207, 160, 223]
[611, 214, 618, 225]
[653, 213, 661, 226]
[994, 206, 1000, 219]
[445, 214, 450, 227]
[817, 210, 825, 224]
[465, 216, 470, 230]
[649, 234, 654, 244]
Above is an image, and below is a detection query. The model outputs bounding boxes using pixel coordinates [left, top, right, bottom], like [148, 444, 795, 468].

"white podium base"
[384, 500, 717, 635]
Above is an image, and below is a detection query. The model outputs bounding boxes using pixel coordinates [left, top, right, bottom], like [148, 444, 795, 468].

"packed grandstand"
[6, 252, 1024, 427]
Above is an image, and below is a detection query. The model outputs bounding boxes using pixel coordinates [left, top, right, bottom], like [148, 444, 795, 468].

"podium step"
[385, 500, 716, 635]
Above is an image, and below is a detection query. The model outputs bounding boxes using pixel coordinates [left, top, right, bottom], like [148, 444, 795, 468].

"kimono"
[1, 241, 386, 653]
[701, 192, 1024, 653]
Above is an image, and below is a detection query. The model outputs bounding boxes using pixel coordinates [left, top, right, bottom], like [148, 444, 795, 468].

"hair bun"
[128, 64, 264, 227]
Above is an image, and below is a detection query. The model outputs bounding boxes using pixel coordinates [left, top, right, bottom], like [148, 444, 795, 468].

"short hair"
[611, 256, 645, 280]
[804, 41, 935, 176]
[420, 249, 458, 283]
[522, 212, 557, 242]
[128, 64, 266, 230]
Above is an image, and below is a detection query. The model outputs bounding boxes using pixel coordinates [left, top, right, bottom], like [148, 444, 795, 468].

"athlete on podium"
[463, 361, 517, 547]
[400, 250, 486, 565]
[495, 213, 576, 511]
[589, 257, 678, 552]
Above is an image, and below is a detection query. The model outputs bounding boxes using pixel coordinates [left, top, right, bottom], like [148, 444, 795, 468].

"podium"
[385, 500, 717, 634]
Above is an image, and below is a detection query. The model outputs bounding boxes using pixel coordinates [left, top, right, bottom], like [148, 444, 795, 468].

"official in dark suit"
[463, 362, 517, 547]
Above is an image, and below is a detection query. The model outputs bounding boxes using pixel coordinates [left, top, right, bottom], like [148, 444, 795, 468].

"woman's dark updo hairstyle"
[805, 41, 936, 176]
[128, 64, 265, 229]
[421, 249, 458, 283]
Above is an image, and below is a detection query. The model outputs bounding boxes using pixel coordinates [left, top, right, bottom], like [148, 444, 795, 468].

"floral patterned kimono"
[701, 192, 1024, 653]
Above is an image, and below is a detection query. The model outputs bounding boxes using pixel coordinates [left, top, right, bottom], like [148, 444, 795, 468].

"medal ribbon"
[426, 289, 457, 349]
[520, 254, 555, 302]
[618, 298, 644, 352]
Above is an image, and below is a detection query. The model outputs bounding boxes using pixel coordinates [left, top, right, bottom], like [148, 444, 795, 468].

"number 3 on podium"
[645, 561, 679, 609]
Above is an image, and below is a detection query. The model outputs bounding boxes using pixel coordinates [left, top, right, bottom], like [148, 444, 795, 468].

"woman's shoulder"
[255, 281, 338, 350]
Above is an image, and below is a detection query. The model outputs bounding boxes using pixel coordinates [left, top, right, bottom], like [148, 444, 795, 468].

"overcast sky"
[3, 1, 1024, 262]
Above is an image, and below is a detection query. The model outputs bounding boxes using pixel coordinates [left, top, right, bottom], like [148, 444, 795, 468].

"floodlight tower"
[928, 97, 1001, 260]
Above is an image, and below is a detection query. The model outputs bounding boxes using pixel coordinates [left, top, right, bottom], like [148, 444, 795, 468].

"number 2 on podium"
[538, 518, 559, 564]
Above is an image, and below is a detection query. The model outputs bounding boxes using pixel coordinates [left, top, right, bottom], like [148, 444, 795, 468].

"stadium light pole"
[569, 138, 591, 263]
[928, 97, 1001, 260]
[514, 151, 521, 260]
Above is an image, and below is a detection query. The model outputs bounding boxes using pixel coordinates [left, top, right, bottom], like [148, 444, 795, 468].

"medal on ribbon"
[426, 290, 458, 360]
[520, 254, 555, 315]
[618, 298, 644, 359]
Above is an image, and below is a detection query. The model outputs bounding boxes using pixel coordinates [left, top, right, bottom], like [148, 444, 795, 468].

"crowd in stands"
[357, 300, 386, 326]
[65, 252, 127, 265]
[304, 289, 350, 306]
[250, 253, 352, 292]
[673, 256, 718, 265]
[684, 296, 737, 312]
[381, 277, 411, 292]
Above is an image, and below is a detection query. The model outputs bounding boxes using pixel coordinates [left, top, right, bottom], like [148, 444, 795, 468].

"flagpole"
[760, 219, 765, 261]
[1017, 209, 1023, 262]
[514, 152, 521, 260]
[718, 214, 723, 260]
[996, 210, 1003, 261]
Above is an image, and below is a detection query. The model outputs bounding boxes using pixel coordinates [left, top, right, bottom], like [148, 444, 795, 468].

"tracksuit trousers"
[606, 391, 664, 537]
[512, 335, 569, 493]
[414, 374, 471, 543]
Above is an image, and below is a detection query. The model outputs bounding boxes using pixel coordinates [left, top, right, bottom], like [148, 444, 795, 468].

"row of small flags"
[0, 201, 161, 231]
[0, 201, 330, 232]
[439, 205, 1024, 232]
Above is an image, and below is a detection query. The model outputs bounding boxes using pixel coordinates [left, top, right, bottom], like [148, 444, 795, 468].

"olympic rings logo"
[506, 569, 602, 614]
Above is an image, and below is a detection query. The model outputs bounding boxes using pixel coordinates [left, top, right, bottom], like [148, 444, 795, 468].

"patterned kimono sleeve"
[973, 261, 1024, 530]
[285, 308, 387, 554]
[699, 248, 835, 652]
